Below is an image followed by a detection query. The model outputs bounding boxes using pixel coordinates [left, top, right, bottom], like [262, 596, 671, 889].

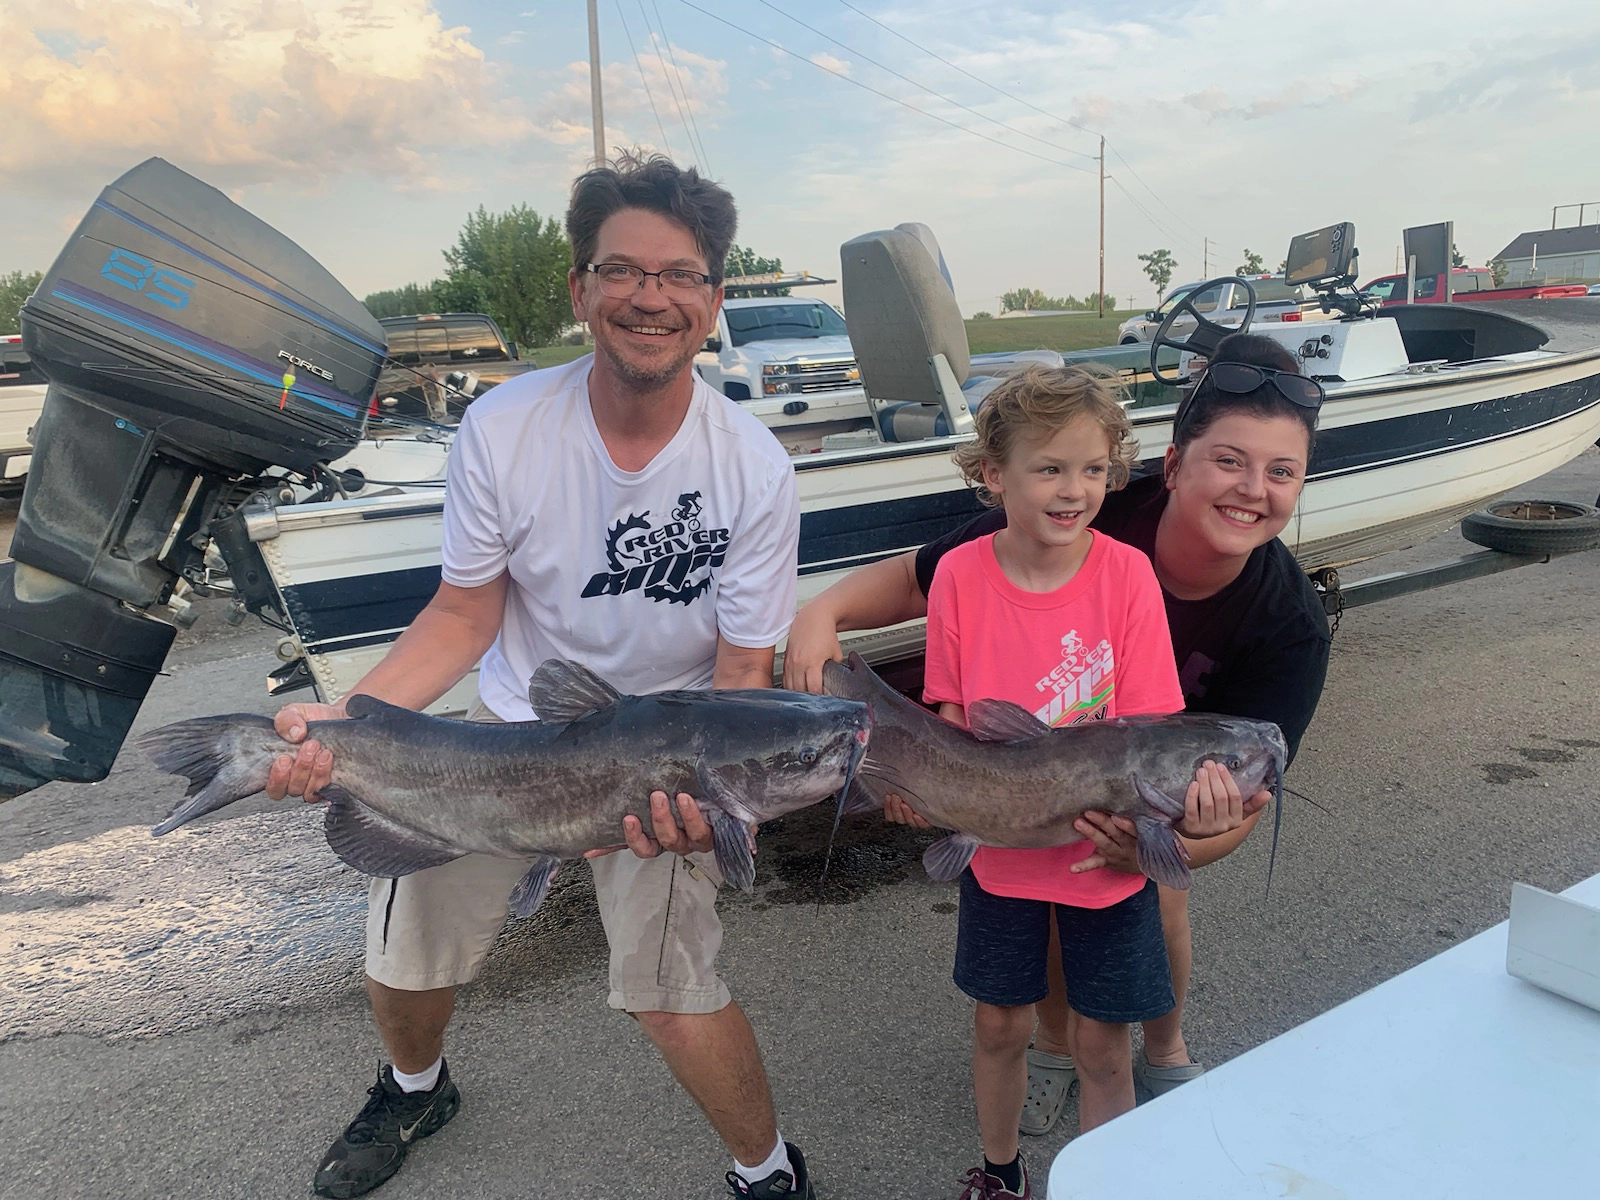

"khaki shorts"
[363, 701, 732, 1015]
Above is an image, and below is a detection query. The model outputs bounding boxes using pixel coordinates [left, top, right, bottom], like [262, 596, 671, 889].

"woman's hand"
[265, 700, 348, 802]
[781, 604, 844, 695]
[1175, 760, 1249, 839]
[883, 793, 932, 829]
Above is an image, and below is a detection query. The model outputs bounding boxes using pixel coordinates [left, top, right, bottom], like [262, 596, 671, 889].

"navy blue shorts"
[952, 870, 1174, 1024]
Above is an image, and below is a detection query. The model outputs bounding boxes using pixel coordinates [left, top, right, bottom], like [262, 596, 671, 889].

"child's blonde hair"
[952, 364, 1139, 507]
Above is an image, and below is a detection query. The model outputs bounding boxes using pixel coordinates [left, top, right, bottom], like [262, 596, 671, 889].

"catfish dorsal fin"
[967, 699, 1051, 743]
[528, 659, 623, 722]
[343, 693, 412, 720]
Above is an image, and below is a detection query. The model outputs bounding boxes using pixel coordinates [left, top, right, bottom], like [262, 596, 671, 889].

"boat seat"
[841, 227, 977, 442]
[875, 374, 1004, 442]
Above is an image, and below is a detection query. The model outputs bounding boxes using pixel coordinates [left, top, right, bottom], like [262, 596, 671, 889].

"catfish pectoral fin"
[1134, 816, 1192, 890]
[922, 832, 982, 882]
[508, 855, 562, 918]
[321, 784, 464, 878]
[1132, 773, 1187, 821]
[709, 810, 757, 891]
[841, 776, 884, 817]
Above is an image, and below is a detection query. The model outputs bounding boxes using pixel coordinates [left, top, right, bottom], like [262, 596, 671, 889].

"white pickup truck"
[1, 335, 43, 493]
[695, 292, 871, 439]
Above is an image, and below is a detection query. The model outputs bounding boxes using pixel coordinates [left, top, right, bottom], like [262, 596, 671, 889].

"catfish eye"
[1227, 756, 1242, 771]
[799, 747, 817, 765]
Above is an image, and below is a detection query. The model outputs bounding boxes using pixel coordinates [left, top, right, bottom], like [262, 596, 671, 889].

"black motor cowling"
[0, 158, 386, 799]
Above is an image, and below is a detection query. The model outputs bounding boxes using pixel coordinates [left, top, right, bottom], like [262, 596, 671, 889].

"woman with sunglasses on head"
[783, 331, 1330, 1137]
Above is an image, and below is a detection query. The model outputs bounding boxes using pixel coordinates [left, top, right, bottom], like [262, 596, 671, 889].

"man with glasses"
[268, 154, 813, 1199]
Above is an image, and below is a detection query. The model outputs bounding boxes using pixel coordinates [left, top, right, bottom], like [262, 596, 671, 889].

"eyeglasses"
[1175, 361, 1325, 432]
[584, 262, 717, 298]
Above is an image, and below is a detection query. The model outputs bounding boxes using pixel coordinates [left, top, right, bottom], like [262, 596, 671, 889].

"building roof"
[1493, 225, 1600, 261]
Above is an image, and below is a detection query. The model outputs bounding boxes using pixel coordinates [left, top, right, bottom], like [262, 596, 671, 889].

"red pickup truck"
[1362, 268, 1588, 305]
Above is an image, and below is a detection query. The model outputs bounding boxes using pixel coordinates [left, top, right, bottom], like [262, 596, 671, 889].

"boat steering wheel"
[1149, 277, 1256, 386]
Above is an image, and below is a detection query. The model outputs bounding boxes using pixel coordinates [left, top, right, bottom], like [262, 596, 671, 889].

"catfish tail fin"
[140, 714, 281, 835]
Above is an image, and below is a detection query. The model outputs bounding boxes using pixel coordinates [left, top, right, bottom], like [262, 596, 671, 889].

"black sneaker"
[725, 1141, 817, 1198]
[311, 1060, 461, 1199]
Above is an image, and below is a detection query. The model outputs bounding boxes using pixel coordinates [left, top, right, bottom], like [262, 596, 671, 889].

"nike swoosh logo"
[398, 1114, 428, 1142]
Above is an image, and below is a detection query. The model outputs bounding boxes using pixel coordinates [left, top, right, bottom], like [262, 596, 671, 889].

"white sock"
[391, 1057, 442, 1094]
[733, 1134, 792, 1187]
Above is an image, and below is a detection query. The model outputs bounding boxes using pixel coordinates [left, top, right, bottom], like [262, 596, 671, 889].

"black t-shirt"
[913, 476, 1330, 764]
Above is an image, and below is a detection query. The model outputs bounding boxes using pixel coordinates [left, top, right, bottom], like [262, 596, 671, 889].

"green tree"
[1137, 249, 1176, 298]
[723, 244, 790, 294]
[724, 244, 783, 278]
[971, 310, 994, 320]
[1235, 249, 1265, 275]
[1488, 256, 1508, 287]
[363, 281, 442, 319]
[1000, 287, 1048, 313]
[0, 270, 43, 335]
[1451, 243, 1467, 269]
[442, 205, 573, 349]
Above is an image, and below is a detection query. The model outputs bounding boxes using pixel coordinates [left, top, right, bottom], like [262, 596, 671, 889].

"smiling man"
[266, 154, 812, 1199]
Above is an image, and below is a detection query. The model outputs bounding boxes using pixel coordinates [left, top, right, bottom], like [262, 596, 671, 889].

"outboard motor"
[2, 158, 385, 799]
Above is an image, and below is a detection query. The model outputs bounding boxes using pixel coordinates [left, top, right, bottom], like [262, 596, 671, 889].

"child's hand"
[1175, 760, 1246, 838]
[884, 793, 932, 829]
[1069, 811, 1141, 874]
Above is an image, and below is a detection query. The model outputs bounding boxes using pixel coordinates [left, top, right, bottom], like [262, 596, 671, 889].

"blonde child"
[921, 366, 1247, 1199]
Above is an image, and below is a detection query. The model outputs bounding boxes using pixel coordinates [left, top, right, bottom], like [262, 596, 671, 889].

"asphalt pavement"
[1, 449, 1597, 1200]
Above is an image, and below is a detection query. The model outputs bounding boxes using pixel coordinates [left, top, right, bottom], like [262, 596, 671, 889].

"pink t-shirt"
[923, 531, 1184, 908]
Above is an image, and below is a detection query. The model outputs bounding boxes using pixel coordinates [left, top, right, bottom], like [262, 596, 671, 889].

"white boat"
[242, 228, 1600, 714]
[2, 161, 1597, 798]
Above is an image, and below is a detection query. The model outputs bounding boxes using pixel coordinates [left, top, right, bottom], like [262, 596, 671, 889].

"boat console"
[1, 158, 385, 799]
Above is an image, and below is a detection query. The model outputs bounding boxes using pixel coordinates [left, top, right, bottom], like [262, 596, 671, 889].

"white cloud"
[1, 0, 530, 193]
[810, 51, 852, 77]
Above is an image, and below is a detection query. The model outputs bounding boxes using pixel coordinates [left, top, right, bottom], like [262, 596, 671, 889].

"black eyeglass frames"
[584, 262, 717, 297]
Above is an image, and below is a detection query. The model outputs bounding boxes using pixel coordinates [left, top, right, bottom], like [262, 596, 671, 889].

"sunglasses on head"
[1174, 361, 1325, 432]
[1198, 362, 1325, 409]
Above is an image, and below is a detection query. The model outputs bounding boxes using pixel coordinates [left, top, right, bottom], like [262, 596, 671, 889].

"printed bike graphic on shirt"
[581, 493, 729, 606]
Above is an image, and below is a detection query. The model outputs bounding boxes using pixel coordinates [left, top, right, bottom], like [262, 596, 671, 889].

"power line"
[675, 0, 1095, 174]
[649, 0, 713, 173]
[1109, 177, 1202, 258]
[832, 0, 1209, 240]
[756, 0, 1099, 164]
[614, 0, 676, 160]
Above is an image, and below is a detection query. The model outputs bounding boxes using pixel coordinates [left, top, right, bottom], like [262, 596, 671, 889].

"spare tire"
[1460, 499, 1600, 555]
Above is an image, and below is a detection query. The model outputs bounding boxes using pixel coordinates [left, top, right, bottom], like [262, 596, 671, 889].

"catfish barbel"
[141, 660, 872, 916]
[822, 653, 1285, 890]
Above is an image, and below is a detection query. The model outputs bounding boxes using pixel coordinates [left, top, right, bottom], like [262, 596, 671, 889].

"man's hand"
[265, 700, 348, 802]
[780, 607, 843, 695]
[1069, 811, 1142, 875]
[584, 791, 719, 860]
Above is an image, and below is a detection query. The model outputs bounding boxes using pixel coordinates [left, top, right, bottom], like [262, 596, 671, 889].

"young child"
[924, 365, 1246, 1200]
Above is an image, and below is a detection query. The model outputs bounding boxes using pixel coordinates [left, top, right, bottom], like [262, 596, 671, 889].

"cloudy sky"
[4, 0, 1597, 317]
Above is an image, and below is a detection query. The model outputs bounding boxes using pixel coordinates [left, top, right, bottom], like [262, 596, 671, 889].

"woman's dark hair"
[566, 151, 738, 282]
[1172, 331, 1318, 452]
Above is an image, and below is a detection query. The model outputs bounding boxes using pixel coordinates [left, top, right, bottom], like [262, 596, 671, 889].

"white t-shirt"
[440, 356, 801, 719]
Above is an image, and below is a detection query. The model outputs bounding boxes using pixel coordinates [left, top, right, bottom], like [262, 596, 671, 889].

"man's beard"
[595, 315, 697, 390]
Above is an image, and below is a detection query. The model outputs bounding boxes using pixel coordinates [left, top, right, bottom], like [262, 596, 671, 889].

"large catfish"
[141, 660, 872, 916]
[822, 654, 1285, 890]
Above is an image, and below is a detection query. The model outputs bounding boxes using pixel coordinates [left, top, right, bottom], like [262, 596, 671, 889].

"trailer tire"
[1460, 499, 1600, 555]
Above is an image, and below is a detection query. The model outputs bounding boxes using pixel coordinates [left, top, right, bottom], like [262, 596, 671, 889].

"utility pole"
[1097, 137, 1106, 318]
[1203, 237, 1209, 276]
[587, 0, 606, 166]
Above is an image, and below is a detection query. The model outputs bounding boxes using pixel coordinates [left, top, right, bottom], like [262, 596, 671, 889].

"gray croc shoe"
[1133, 1055, 1204, 1100]
[1019, 1048, 1076, 1136]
